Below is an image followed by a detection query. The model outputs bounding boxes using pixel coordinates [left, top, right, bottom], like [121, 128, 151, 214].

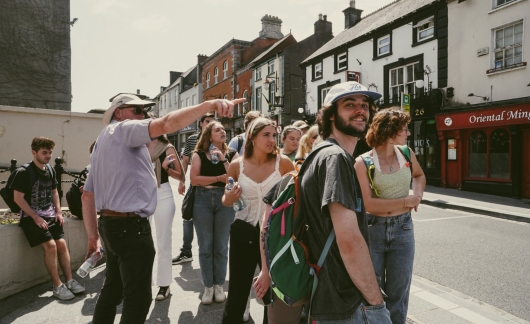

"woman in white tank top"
[221, 117, 294, 324]
[354, 109, 426, 324]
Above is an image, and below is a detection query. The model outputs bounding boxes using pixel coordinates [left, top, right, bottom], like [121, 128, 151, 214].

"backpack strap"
[396, 145, 413, 175]
[237, 134, 244, 153]
[360, 152, 379, 197]
[308, 229, 336, 324]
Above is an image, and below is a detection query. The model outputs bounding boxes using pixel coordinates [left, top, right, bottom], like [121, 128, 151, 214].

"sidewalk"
[417, 185, 530, 223]
[1, 181, 529, 323]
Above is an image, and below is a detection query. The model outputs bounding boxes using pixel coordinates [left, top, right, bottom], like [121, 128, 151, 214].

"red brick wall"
[202, 46, 235, 101]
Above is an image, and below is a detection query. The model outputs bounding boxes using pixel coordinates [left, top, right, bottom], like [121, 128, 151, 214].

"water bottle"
[77, 248, 104, 278]
[209, 144, 219, 164]
[227, 177, 246, 211]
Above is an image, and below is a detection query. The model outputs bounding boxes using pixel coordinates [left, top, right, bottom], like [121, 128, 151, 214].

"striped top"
[182, 132, 201, 158]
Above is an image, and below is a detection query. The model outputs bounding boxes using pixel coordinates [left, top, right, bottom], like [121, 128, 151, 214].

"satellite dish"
[415, 80, 424, 88]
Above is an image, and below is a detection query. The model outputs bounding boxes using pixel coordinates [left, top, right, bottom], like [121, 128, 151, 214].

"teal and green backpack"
[264, 141, 335, 315]
[360, 145, 413, 196]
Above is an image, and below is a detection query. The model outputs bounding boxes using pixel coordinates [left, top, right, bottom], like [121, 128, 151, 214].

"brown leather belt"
[100, 209, 141, 218]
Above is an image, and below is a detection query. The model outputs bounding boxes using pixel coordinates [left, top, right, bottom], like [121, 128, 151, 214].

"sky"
[70, 0, 395, 113]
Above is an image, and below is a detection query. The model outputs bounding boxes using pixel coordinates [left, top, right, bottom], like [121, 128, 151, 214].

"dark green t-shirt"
[299, 140, 369, 321]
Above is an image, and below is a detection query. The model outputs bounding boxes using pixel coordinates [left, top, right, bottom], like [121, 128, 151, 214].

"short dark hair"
[316, 96, 377, 139]
[200, 113, 215, 124]
[365, 108, 411, 147]
[31, 137, 55, 152]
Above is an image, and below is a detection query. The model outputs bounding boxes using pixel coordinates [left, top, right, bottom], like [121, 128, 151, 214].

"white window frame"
[415, 16, 435, 42]
[255, 87, 262, 112]
[320, 86, 332, 108]
[389, 62, 421, 101]
[180, 100, 184, 108]
[241, 90, 248, 115]
[214, 67, 219, 84]
[192, 94, 196, 105]
[378, 35, 390, 56]
[206, 73, 210, 88]
[255, 67, 262, 81]
[493, 0, 517, 9]
[314, 62, 322, 79]
[185, 97, 189, 107]
[223, 61, 228, 79]
[337, 52, 348, 71]
[268, 60, 275, 75]
[493, 20, 523, 70]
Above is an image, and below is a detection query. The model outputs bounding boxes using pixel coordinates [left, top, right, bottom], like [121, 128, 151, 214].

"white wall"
[254, 55, 283, 116]
[305, 23, 440, 114]
[448, 0, 530, 104]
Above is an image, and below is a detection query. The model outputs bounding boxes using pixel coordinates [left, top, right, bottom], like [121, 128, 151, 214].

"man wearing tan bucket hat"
[82, 94, 244, 324]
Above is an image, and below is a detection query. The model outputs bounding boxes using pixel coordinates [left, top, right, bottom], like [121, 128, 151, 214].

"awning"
[413, 16, 434, 28]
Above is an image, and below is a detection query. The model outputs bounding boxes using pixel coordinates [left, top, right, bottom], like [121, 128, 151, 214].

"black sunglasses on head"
[119, 105, 150, 115]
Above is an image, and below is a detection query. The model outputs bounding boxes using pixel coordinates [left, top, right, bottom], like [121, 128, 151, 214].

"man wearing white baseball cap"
[82, 94, 244, 324]
[292, 81, 392, 323]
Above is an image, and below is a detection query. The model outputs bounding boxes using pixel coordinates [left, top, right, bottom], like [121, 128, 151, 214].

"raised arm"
[149, 99, 245, 139]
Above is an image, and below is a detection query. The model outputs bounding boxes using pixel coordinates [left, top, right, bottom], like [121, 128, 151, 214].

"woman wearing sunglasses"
[354, 108, 425, 324]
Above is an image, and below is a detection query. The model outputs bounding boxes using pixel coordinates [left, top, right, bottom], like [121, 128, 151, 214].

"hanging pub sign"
[436, 104, 530, 131]
[346, 71, 361, 83]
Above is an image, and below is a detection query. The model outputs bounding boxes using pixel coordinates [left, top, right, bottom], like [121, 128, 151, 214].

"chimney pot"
[324, 15, 327, 21]
[319, 13, 322, 20]
[137, 89, 140, 95]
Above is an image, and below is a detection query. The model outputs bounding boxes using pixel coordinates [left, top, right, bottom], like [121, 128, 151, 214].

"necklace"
[379, 151, 396, 172]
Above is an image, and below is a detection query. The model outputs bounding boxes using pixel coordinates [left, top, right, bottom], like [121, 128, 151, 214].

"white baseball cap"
[323, 81, 382, 106]
[103, 94, 155, 125]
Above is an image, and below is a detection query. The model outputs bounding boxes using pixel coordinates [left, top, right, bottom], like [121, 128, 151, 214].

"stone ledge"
[0, 218, 87, 300]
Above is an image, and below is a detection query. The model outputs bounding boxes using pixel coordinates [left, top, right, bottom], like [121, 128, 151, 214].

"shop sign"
[436, 104, 530, 130]
[401, 93, 410, 115]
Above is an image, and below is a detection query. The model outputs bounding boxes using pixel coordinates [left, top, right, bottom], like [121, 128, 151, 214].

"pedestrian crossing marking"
[413, 289, 459, 310]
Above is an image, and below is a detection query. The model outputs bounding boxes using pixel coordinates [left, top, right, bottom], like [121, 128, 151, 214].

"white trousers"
[149, 182, 176, 287]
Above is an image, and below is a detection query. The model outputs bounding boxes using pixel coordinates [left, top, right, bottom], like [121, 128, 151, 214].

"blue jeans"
[316, 302, 392, 323]
[367, 211, 415, 324]
[193, 187, 234, 287]
[180, 218, 194, 255]
[93, 217, 156, 324]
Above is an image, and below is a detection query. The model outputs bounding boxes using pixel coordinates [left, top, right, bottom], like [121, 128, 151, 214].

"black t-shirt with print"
[11, 162, 57, 218]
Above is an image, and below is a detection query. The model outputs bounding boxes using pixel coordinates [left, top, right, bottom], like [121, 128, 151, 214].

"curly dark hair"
[365, 108, 411, 147]
[31, 137, 55, 152]
[316, 96, 377, 139]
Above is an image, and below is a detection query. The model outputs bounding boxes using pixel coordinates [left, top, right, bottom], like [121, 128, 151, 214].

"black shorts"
[19, 217, 65, 248]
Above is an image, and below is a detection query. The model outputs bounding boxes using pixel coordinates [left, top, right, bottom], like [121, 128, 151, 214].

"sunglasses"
[119, 105, 148, 115]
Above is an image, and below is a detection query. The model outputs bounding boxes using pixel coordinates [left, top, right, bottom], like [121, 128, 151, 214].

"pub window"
[469, 130, 487, 178]
[489, 129, 510, 179]
[336, 52, 348, 72]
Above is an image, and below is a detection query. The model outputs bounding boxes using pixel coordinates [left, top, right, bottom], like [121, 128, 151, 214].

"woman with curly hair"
[190, 121, 238, 305]
[354, 108, 426, 324]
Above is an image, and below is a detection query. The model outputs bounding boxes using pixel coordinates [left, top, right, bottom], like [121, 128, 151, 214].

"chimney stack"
[137, 89, 140, 95]
[314, 13, 332, 35]
[343, 0, 363, 29]
[259, 15, 284, 39]
[197, 54, 209, 65]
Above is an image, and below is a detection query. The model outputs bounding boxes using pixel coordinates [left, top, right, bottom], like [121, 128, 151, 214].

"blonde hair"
[295, 125, 319, 159]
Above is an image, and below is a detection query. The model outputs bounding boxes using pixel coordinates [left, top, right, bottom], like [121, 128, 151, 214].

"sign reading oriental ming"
[436, 104, 530, 131]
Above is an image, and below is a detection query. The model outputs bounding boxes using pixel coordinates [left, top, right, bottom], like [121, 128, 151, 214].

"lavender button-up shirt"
[84, 119, 156, 218]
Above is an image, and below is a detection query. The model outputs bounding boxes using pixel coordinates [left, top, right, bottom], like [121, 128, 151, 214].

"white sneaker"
[243, 296, 251, 322]
[66, 279, 85, 294]
[202, 286, 214, 305]
[214, 284, 226, 303]
[53, 283, 75, 301]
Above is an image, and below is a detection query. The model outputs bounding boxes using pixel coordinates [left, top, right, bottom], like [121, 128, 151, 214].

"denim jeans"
[367, 211, 415, 324]
[316, 302, 392, 323]
[193, 186, 234, 287]
[180, 218, 194, 255]
[93, 216, 156, 324]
